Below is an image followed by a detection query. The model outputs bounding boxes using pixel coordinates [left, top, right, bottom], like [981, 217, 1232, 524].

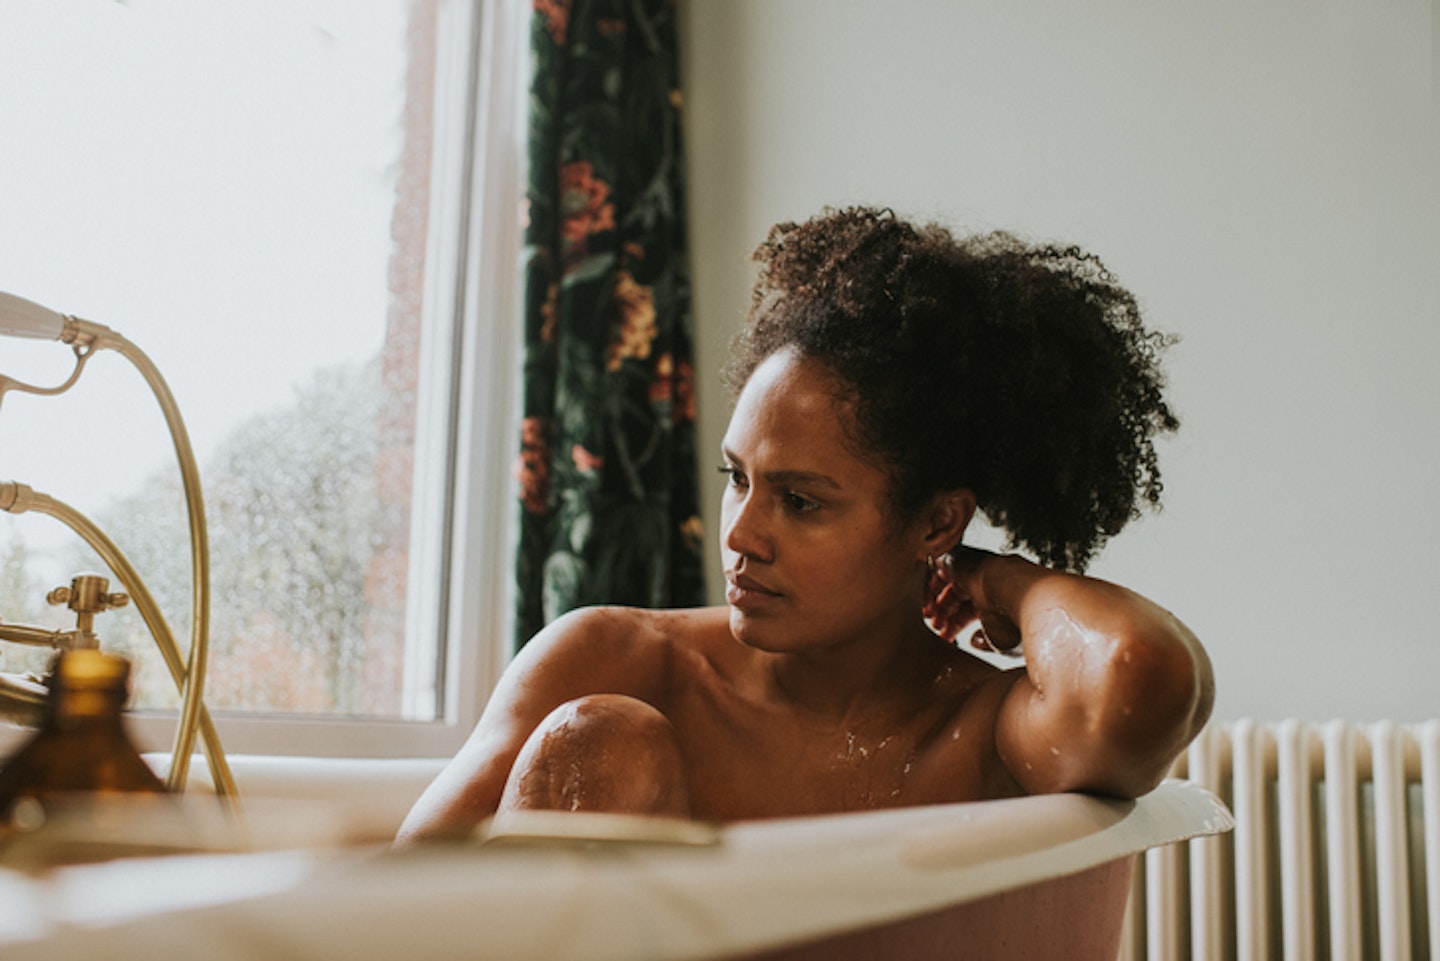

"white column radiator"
[1120, 720, 1439, 961]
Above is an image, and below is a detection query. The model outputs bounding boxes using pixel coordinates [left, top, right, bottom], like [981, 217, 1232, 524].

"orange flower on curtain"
[558, 160, 616, 265]
[534, 0, 569, 46]
[606, 271, 658, 371]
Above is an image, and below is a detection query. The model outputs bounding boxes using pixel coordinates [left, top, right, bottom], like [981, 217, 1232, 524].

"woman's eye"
[784, 491, 819, 514]
[717, 465, 747, 489]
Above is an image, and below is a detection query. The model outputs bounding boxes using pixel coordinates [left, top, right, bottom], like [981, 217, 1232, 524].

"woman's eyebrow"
[767, 469, 842, 490]
[722, 446, 841, 490]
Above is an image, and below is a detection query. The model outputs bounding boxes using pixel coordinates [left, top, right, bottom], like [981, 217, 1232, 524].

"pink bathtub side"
[744, 856, 1135, 961]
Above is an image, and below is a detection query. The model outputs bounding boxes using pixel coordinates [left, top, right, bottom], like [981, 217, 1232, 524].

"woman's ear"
[920, 488, 976, 559]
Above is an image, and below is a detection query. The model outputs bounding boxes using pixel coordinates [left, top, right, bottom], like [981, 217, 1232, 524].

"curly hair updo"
[724, 206, 1178, 572]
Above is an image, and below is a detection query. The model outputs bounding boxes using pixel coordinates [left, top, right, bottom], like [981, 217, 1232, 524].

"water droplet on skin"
[951, 729, 961, 741]
[563, 760, 586, 809]
[1049, 746, 1060, 756]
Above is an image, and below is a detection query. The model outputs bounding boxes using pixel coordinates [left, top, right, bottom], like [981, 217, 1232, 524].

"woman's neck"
[752, 616, 955, 726]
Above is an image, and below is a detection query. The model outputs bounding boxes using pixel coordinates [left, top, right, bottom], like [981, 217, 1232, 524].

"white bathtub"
[0, 763, 1229, 961]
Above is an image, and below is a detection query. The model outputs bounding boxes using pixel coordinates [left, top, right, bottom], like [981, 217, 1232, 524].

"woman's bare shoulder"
[909, 655, 1031, 798]
[536, 604, 729, 648]
[513, 605, 731, 692]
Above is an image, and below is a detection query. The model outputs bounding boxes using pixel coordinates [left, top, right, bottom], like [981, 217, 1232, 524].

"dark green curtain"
[514, 0, 706, 647]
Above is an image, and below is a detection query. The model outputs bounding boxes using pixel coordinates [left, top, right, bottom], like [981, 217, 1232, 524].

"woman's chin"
[727, 606, 816, 655]
[728, 607, 778, 649]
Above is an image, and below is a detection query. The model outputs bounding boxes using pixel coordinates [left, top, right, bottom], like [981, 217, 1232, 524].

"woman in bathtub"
[397, 206, 1214, 841]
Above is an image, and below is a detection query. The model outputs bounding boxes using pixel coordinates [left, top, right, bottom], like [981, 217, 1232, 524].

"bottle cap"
[52, 650, 131, 691]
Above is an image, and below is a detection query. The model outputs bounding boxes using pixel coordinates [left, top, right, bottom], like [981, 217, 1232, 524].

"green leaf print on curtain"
[515, 0, 706, 647]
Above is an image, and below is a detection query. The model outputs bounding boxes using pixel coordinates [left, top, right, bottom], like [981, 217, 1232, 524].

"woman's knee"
[500, 694, 690, 816]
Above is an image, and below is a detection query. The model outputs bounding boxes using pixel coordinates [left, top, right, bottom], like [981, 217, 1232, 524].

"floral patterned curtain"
[514, 0, 706, 647]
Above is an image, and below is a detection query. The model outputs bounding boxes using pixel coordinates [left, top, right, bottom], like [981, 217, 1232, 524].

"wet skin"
[396, 350, 1213, 840]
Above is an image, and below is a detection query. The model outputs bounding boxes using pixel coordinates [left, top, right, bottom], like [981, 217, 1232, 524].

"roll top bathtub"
[0, 777, 1230, 960]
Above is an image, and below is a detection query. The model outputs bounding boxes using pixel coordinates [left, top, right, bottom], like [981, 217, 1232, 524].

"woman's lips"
[726, 571, 781, 609]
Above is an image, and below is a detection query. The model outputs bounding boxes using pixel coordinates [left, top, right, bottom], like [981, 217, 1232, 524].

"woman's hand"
[922, 546, 1023, 655]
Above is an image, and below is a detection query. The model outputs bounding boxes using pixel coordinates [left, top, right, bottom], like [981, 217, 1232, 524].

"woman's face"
[719, 348, 930, 653]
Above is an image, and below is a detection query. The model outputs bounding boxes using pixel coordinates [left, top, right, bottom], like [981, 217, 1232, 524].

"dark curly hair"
[724, 206, 1177, 572]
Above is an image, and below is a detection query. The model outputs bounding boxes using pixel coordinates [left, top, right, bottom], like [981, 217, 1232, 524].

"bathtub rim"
[0, 778, 1233, 961]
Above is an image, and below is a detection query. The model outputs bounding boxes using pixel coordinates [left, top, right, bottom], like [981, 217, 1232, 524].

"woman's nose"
[723, 493, 773, 563]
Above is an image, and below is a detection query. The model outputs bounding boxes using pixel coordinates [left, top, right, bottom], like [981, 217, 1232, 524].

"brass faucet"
[0, 293, 235, 802]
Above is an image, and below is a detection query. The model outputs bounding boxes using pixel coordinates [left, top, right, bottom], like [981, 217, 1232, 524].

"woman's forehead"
[725, 352, 862, 460]
[733, 349, 842, 417]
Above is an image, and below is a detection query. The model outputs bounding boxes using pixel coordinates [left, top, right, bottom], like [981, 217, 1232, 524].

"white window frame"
[116, 0, 527, 761]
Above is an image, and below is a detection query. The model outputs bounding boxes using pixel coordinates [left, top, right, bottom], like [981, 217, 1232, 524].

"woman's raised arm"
[930, 548, 1214, 799]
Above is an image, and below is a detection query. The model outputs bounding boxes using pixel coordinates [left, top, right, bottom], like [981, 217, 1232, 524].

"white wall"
[679, 0, 1440, 722]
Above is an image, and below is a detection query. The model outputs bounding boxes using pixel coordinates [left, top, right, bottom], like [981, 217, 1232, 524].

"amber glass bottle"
[0, 649, 166, 827]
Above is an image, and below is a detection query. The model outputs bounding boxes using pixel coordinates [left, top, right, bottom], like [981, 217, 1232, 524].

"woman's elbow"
[1096, 626, 1214, 791]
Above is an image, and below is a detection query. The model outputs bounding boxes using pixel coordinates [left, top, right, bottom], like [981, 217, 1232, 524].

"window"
[0, 0, 524, 757]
